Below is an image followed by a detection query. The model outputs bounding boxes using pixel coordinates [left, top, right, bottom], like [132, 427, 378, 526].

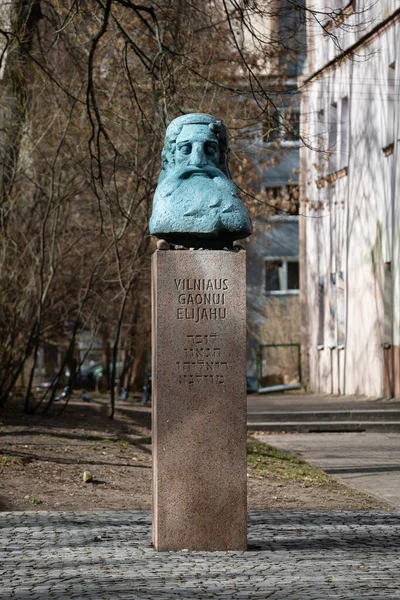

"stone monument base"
[152, 249, 247, 551]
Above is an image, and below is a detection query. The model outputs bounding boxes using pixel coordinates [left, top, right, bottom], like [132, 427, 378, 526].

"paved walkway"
[247, 392, 400, 412]
[257, 431, 400, 508]
[1, 510, 400, 599]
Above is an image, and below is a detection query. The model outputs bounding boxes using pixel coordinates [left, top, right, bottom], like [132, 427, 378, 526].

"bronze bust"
[149, 113, 252, 249]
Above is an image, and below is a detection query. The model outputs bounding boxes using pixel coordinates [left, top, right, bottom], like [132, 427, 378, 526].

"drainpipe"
[343, 59, 354, 396]
[391, 55, 400, 396]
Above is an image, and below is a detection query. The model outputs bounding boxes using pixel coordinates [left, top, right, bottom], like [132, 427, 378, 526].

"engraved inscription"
[184, 347, 221, 359]
[177, 334, 229, 386]
[175, 278, 228, 291]
[187, 334, 218, 344]
[175, 279, 229, 321]
[177, 307, 226, 322]
[176, 361, 228, 373]
[177, 374, 225, 385]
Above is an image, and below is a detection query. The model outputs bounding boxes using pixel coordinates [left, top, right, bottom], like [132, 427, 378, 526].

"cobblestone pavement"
[1, 510, 400, 599]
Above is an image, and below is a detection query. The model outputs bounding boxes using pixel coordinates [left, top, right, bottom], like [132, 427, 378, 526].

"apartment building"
[301, 1, 400, 396]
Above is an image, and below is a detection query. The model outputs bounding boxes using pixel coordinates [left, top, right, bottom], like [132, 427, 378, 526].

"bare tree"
[0, 0, 355, 413]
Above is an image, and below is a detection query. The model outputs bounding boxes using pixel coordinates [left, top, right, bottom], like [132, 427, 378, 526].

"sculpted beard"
[149, 114, 253, 245]
[156, 164, 228, 202]
[151, 163, 244, 231]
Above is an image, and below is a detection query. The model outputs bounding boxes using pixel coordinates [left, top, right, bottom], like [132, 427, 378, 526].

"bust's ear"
[209, 121, 222, 134]
[161, 148, 170, 170]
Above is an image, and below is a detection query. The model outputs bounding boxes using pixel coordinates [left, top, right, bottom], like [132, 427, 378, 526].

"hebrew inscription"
[172, 279, 232, 386]
[177, 333, 228, 386]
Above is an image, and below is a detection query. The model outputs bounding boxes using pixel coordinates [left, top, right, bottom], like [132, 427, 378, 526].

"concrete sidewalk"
[257, 431, 400, 509]
[247, 392, 400, 412]
[250, 393, 400, 509]
[1, 510, 400, 599]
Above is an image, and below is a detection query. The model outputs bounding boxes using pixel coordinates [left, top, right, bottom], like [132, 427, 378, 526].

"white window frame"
[264, 256, 300, 296]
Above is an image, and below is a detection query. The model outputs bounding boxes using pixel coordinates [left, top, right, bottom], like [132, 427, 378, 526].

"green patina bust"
[149, 113, 252, 249]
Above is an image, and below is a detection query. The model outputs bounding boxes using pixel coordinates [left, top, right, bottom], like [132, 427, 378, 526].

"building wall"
[245, 0, 306, 384]
[307, 0, 398, 73]
[246, 217, 300, 382]
[301, 3, 399, 397]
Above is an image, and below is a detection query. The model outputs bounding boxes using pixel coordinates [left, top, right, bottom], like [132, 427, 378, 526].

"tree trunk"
[66, 345, 77, 390]
[129, 348, 147, 394]
[98, 324, 111, 393]
[0, 1, 41, 223]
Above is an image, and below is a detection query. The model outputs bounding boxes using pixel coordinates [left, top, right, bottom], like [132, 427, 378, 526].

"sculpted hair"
[160, 113, 231, 178]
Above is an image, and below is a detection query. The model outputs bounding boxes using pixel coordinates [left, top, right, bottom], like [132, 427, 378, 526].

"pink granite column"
[152, 249, 247, 551]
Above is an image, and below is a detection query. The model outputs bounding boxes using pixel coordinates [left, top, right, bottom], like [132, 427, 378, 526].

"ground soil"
[0, 394, 391, 512]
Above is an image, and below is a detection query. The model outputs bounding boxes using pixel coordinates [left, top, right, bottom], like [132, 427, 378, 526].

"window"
[383, 262, 392, 346]
[287, 261, 300, 290]
[337, 272, 345, 346]
[386, 62, 396, 148]
[339, 96, 349, 170]
[284, 109, 300, 141]
[328, 102, 338, 173]
[331, 0, 347, 12]
[329, 273, 337, 346]
[322, 1, 354, 32]
[327, 97, 349, 173]
[317, 108, 325, 150]
[262, 110, 281, 143]
[265, 258, 299, 294]
[315, 108, 326, 179]
[265, 260, 283, 292]
[231, 16, 244, 50]
[324, 0, 351, 20]
[317, 276, 325, 346]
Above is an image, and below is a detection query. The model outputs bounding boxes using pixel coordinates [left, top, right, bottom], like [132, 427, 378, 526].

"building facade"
[246, 1, 306, 385]
[301, 1, 400, 396]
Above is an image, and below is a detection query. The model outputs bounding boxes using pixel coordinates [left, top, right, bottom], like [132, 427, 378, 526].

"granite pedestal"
[152, 249, 247, 551]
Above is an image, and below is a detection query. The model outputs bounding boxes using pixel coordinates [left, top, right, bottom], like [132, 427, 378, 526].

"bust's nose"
[189, 142, 206, 167]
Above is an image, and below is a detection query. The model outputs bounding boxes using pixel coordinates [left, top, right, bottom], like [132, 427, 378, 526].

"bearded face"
[149, 120, 252, 248]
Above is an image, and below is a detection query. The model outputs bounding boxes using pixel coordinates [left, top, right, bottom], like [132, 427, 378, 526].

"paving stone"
[0, 510, 400, 599]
